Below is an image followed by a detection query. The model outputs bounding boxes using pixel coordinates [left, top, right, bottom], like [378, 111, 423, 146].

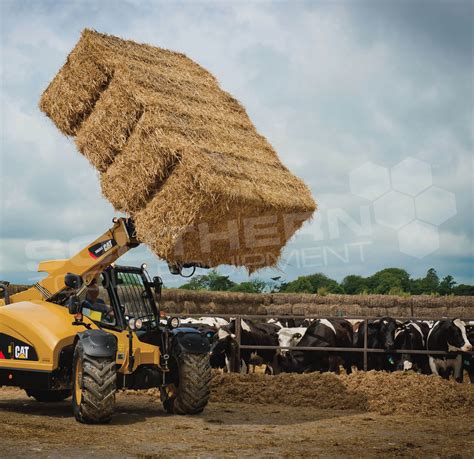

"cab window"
[80, 274, 117, 327]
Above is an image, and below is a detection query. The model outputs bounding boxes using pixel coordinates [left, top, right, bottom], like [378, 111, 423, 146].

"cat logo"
[14, 345, 30, 360]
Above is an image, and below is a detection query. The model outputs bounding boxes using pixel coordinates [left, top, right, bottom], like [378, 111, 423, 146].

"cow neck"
[428, 322, 449, 352]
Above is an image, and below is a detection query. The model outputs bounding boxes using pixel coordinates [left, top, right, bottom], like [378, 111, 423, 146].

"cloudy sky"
[0, 0, 472, 287]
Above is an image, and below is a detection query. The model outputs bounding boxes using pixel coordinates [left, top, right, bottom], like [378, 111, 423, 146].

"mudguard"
[170, 327, 211, 356]
[76, 329, 117, 358]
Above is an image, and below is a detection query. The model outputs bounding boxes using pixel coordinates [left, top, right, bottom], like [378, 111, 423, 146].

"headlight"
[168, 317, 180, 329]
[135, 319, 143, 330]
[128, 318, 136, 330]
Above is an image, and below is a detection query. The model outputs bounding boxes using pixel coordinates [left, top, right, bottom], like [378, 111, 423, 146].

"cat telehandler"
[0, 217, 212, 423]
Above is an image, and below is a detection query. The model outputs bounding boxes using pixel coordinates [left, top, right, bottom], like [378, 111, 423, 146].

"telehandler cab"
[0, 217, 212, 423]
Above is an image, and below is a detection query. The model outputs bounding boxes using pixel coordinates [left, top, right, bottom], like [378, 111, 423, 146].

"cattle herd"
[174, 316, 474, 383]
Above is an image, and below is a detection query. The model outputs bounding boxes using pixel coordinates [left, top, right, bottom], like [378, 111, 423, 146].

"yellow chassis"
[0, 218, 160, 381]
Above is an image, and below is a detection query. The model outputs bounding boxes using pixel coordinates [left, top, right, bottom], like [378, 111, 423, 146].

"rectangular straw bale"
[100, 112, 186, 211]
[40, 29, 316, 271]
[40, 35, 112, 136]
[75, 77, 144, 171]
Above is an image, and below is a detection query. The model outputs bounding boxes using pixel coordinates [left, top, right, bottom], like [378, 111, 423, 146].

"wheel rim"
[74, 357, 83, 404]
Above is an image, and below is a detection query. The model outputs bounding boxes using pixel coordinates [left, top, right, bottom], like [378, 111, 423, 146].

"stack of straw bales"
[40, 30, 316, 271]
[159, 289, 474, 317]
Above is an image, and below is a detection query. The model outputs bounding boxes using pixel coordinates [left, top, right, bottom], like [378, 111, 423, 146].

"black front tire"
[26, 389, 71, 402]
[72, 340, 116, 424]
[161, 353, 211, 415]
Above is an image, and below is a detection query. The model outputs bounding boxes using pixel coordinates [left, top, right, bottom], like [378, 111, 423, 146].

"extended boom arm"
[7, 218, 139, 304]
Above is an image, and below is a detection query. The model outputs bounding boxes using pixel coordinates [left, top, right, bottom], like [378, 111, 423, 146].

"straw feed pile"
[40, 29, 316, 271]
[211, 371, 474, 416]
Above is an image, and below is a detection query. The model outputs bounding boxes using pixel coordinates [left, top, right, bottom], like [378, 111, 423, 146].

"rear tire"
[26, 389, 71, 402]
[161, 353, 211, 415]
[72, 340, 116, 424]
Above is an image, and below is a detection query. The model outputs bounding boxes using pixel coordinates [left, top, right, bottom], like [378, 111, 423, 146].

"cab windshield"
[115, 269, 158, 329]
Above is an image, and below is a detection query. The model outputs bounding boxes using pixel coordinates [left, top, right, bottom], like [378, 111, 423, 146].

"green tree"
[409, 278, 424, 295]
[280, 273, 342, 294]
[229, 279, 268, 293]
[420, 268, 440, 294]
[306, 273, 342, 293]
[453, 284, 474, 296]
[367, 268, 410, 294]
[179, 270, 236, 291]
[178, 276, 207, 290]
[281, 277, 314, 293]
[373, 273, 403, 294]
[175, 267, 473, 296]
[438, 275, 456, 295]
[341, 275, 367, 294]
[206, 270, 236, 291]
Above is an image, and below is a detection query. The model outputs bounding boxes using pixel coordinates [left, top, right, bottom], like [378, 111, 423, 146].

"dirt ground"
[1, 375, 473, 459]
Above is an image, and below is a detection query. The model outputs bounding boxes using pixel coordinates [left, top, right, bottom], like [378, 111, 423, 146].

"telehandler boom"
[6, 217, 139, 305]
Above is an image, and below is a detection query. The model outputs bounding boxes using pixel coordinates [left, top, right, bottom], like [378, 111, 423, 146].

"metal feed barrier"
[174, 313, 474, 372]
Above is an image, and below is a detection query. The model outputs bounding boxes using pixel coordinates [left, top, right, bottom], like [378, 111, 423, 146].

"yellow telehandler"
[0, 217, 212, 423]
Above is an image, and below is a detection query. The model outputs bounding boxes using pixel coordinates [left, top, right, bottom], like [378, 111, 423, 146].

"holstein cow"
[462, 322, 474, 383]
[267, 318, 312, 328]
[212, 319, 280, 374]
[180, 317, 229, 328]
[277, 319, 353, 374]
[394, 321, 430, 373]
[353, 317, 398, 371]
[427, 319, 472, 383]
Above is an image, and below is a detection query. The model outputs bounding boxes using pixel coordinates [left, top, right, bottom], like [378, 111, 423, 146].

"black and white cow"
[462, 322, 474, 383]
[277, 319, 353, 374]
[427, 319, 473, 382]
[394, 321, 430, 373]
[180, 317, 229, 328]
[212, 319, 280, 373]
[267, 318, 312, 328]
[353, 317, 398, 371]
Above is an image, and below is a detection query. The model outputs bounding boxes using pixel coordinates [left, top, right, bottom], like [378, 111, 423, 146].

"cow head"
[377, 318, 397, 351]
[277, 328, 305, 355]
[394, 323, 424, 372]
[210, 326, 236, 366]
[447, 319, 473, 352]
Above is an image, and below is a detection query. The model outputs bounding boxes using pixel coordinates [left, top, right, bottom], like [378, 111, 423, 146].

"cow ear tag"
[388, 356, 395, 365]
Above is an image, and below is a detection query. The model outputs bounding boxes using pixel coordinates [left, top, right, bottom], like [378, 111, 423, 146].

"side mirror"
[67, 295, 81, 315]
[64, 273, 83, 290]
[0, 283, 10, 305]
[153, 276, 163, 298]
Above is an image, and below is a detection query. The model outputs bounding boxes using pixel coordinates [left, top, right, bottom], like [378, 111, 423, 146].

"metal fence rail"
[172, 313, 474, 372]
